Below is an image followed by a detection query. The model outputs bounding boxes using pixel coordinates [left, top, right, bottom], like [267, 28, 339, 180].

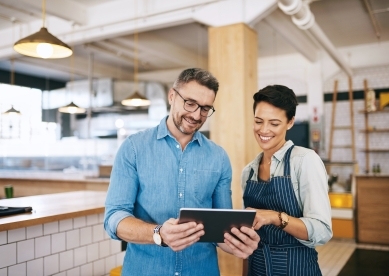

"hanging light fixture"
[121, 5, 150, 107]
[3, 59, 22, 116]
[58, 101, 86, 114]
[13, 0, 72, 59]
[3, 105, 21, 115]
[121, 91, 150, 107]
[58, 31, 85, 114]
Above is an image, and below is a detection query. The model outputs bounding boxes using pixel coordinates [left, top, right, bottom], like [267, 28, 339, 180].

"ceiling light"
[121, 9, 150, 108]
[121, 91, 150, 107]
[13, 0, 72, 59]
[58, 101, 86, 114]
[3, 106, 21, 115]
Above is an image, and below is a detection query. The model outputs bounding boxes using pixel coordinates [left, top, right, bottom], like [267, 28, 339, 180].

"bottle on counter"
[377, 164, 381, 174]
[372, 164, 377, 174]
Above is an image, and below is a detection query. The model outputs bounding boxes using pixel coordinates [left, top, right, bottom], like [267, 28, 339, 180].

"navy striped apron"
[243, 146, 321, 276]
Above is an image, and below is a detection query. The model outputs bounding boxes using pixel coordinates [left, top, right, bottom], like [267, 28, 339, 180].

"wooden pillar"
[208, 23, 258, 276]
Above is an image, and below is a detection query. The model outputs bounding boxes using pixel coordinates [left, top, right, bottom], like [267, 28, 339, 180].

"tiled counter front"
[0, 213, 124, 276]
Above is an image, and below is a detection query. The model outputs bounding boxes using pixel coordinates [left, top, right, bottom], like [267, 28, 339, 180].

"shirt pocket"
[193, 169, 220, 204]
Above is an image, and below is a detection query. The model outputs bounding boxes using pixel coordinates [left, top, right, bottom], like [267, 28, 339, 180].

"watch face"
[153, 233, 162, 245]
[281, 213, 289, 222]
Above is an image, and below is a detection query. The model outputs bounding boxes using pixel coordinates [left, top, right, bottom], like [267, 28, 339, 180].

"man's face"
[168, 81, 216, 136]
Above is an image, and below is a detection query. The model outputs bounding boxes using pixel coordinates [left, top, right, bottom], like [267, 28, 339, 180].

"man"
[104, 68, 259, 276]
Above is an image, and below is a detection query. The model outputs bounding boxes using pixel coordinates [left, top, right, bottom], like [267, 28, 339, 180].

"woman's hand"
[246, 207, 279, 230]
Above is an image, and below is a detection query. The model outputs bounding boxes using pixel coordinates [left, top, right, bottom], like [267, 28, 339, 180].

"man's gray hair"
[173, 68, 219, 95]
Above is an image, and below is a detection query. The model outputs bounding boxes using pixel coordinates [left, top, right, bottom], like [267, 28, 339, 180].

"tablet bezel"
[178, 208, 256, 243]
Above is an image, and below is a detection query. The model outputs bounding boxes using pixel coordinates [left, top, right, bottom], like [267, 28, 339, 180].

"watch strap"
[278, 212, 289, 229]
[153, 225, 168, 247]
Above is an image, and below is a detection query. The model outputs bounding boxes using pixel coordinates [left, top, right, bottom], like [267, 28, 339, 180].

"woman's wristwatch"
[278, 212, 289, 229]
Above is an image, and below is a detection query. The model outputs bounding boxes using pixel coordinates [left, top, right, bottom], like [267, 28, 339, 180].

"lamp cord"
[42, 0, 46, 27]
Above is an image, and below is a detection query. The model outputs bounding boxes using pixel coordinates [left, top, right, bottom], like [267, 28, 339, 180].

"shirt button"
[176, 145, 179, 148]
[179, 193, 183, 198]
[175, 273, 179, 276]
[179, 168, 183, 173]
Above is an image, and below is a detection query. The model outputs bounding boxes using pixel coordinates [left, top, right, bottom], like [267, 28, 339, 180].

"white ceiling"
[0, 0, 388, 84]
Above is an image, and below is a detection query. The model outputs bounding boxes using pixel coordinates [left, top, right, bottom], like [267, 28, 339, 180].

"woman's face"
[253, 101, 294, 153]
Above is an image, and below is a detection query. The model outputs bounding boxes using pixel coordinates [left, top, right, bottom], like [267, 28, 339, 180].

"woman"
[242, 85, 332, 276]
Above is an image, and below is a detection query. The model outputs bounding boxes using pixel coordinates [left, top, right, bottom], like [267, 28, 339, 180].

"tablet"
[178, 208, 256, 243]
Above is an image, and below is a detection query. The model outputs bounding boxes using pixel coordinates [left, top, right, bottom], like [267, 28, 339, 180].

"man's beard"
[173, 113, 204, 135]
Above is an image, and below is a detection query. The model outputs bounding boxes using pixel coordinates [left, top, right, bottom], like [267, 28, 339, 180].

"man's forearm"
[116, 216, 156, 244]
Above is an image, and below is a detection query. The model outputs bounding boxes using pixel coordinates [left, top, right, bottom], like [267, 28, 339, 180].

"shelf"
[332, 145, 353, 149]
[333, 126, 352, 130]
[360, 149, 389, 153]
[359, 128, 389, 133]
[359, 109, 389, 114]
[324, 161, 357, 167]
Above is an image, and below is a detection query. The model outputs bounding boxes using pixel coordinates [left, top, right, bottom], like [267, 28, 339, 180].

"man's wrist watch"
[153, 225, 168, 247]
[278, 212, 289, 229]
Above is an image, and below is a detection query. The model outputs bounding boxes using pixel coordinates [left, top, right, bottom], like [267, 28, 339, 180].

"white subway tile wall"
[8, 263, 26, 276]
[17, 239, 34, 263]
[8, 228, 25, 243]
[0, 231, 6, 245]
[26, 225, 43, 239]
[0, 214, 123, 276]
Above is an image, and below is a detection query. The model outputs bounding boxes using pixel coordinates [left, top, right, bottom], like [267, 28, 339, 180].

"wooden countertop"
[0, 191, 106, 231]
[0, 170, 110, 183]
[355, 174, 389, 178]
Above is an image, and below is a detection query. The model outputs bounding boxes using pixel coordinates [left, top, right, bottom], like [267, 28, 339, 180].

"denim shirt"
[104, 116, 232, 276]
[241, 140, 332, 248]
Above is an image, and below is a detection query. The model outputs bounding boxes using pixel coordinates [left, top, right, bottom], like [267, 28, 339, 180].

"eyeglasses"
[172, 88, 215, 117]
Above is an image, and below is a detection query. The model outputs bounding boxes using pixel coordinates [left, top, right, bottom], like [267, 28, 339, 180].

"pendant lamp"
[3, 59, 22, 116]
[121, 10, 150, 107]
[13, 0, 72, 59]
[58, 101, 86, 114]
[121, 91, 150, 107]
[3, 105, 21, 115]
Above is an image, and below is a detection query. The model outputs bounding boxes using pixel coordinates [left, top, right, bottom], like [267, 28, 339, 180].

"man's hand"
[160, 218, 204, 251]
[218, 226, 260, 259]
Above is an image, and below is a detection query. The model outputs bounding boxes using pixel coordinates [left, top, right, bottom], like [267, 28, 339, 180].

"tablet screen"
[178, 208, 256, 243]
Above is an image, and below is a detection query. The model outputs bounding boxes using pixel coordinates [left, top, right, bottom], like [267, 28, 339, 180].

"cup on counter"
[4, 185, 14, 198]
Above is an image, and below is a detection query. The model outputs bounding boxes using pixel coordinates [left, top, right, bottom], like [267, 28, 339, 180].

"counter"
[0, 191, 124, 275]
[0, 171, 109, 198]
[355, 174, 389, 245]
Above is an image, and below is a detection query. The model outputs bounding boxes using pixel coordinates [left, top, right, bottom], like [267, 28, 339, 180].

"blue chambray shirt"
[104, 116, 232, 276]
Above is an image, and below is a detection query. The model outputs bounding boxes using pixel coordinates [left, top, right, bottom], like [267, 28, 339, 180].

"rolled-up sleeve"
[296, 151, 333, 247]
[104, 138, 138, 240]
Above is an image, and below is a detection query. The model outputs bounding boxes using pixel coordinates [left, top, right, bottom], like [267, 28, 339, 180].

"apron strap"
[283, 145, 295, 176]
[248, 168, 254, 181]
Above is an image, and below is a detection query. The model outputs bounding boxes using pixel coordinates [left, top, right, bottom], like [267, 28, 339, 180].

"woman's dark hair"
[253, 85, 298, 121]
[173, 68, 219, 95]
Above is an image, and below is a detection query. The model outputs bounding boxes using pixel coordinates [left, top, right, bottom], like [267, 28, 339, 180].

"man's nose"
[192, 107, 202, 119]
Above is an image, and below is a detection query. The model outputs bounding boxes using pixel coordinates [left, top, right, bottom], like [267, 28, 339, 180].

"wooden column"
[208, 23, 258, 276]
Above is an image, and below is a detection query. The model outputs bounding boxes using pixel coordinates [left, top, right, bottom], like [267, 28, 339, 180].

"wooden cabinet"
[355, 175, 389, 245]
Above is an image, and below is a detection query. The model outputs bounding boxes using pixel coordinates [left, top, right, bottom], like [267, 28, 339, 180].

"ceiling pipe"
[278, 0, 353, 76]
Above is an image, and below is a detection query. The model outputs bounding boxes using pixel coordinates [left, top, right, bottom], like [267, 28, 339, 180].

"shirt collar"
[273, 140, 295, 162]
[249, 140, 295, 171]
[156, 116, 203, 146]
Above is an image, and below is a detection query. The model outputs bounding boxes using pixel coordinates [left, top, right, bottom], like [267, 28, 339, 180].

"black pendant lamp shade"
[13, 27, 73, 59]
